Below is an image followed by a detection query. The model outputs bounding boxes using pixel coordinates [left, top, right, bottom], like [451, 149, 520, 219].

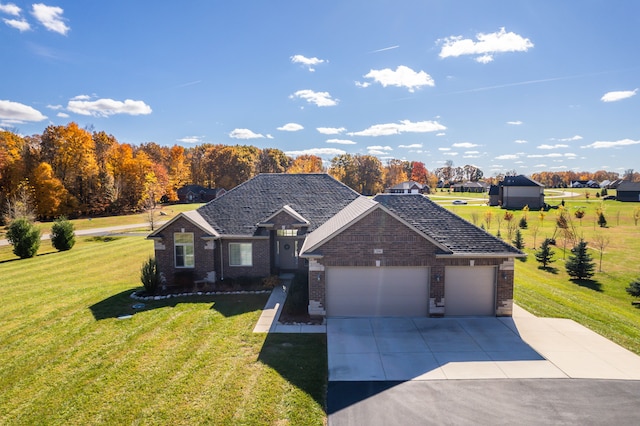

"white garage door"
[445, 266, 496, 316]
[326, 267, 429, 317]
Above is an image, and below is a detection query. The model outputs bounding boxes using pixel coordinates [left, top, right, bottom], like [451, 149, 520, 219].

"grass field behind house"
[439, 189, 640, 354]
[0, 236, 326, 425]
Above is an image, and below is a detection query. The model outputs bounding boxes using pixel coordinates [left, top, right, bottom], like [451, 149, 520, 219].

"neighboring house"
[177, 185, 225, 203]
[499, 175, 545, 209]
[385, 180, 428, 194]
[451, 181, 487, 193]
[616, 181, 640, 202]
[149, 173, 523, 318]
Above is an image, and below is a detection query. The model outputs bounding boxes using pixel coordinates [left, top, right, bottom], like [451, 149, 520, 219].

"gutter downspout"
[219, 239, 224, 281]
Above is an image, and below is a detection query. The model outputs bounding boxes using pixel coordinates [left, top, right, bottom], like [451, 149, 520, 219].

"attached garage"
[326, 266, 429, 317]
[445, 266, 496, 316]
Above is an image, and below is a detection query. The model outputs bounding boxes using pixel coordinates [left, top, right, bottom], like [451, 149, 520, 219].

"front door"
[276, 238, 298, 270]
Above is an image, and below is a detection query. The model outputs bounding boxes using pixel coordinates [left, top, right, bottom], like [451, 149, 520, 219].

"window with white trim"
[174, 232, 194, 268]
[277, 229, 297, 236]
[229, 242, 252, 266]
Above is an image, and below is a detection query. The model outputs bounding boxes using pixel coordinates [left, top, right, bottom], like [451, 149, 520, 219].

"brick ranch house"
[149, 174, 523, 318]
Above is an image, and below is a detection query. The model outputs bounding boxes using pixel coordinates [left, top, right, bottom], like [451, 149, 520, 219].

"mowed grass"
[0, 236, 326, 425]
[443, 193, 640, 354]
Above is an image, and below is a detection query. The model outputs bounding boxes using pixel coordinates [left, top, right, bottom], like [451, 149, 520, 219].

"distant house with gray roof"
[385, 180, 428, 194]
[616, 181, 640, 202]
[149, 174, 523, 318]
[499, 175, 545, 209]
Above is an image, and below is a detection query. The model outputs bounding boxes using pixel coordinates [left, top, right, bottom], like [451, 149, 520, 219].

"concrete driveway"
[327, 305, 640, 381]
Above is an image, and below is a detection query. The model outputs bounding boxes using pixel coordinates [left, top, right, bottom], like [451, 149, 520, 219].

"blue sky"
[1, 1, 639, 176]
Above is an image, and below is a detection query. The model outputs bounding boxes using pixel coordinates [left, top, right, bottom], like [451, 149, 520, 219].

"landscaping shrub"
[140, 256, 161, 294]
[284, 272, 309, 316]
[513, 229, 525, 250]
[6, 217, 41, 259]
[262, 275, 281, 289]
[598, 211, 607, 228]
[626, 278, 640, 299]
[50, 217, 75, 251]
[519, 216, 528, 229]
[535, 238, 555, 269]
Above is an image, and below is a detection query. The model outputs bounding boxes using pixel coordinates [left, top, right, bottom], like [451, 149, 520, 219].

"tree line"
[2, 122, 632, 222]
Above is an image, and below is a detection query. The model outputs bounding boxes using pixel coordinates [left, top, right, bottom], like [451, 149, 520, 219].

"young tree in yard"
[513, 229, 525, 250]
[626, 278, 640, 299]
[529, 222, 540, 248]
[591, 233, 610, 272]
[535, 238, 555, 269]
[484, 210, 493, 230]
[574, 208, 585, 226]
[565, 239, 595, 280]
[634, 207, 640, 226]
[51, 217, 75, 251]
[7, 217, 41, 259]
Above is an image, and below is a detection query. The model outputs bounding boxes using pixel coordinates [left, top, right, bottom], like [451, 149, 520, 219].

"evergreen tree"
[51, 217, 75, 251]
[518, 216, 528, 229]
[598, 212, 607, 228]
[535, 238, 555, 269]
[626, 278, 640, 298]
[6, 217, 41, 259]
[565, 239, 595, 280]
[513, 229, 525, 250]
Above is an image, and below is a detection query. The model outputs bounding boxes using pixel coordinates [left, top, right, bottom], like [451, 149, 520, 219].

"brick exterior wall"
[306, 208, 516, 317]
[153, 216, 215, 290]
[218, 238, 270, 280]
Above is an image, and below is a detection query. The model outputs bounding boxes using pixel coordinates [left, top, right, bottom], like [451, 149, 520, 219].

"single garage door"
[445, 266, 496, 316]
[326, 267, 429, 317]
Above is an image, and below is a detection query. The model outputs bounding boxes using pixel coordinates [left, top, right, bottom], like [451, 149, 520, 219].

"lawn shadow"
[0, 251, 58, 264]
[89, 289, 267, 320]
[571, 279, 603, 292]
[538, 265, 559, 274]
[258, 333, 327, 408]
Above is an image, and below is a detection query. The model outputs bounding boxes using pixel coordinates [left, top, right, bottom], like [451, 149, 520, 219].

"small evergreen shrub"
[519, 216, 528, 229]
[598, 212, 607, 228]
[51, 217, 75, 251]
[565, 239, 595, 280]
[535, 238, 555, 269]
[513, 229, 525, 250]
[626, 279, 640, 298]
[7, 217, 41, 259]
[140, 257, 161, 295]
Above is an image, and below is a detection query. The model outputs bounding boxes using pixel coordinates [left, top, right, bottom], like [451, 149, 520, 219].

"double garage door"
[325, 266, 496, 317]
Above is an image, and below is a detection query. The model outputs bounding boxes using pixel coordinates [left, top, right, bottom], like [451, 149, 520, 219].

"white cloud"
[71, 94, 91, 100]
[277, 122, 303, 132]
[527, 153, 565, 158]
[581, 139, 640, 149]
[285, 147, 345, 157]
[368, 150, 387, 156]
[601, 89, 637, 102]
[436, 132, 446, 136]
[537, 144, 569, 150]
[0, 3, 21, 15]
[398, 143, 423, 149]
[439, 28, 533, 63]
[558, 135, 582, 142]
[317, 127, 346, 135]
[349, 119, 446, 137]
[326, 139, 356, 145]
[361, 65, 435, 92]
[4, 18, 29, 31]
[32, 3, 69, 35]
[514, 139, 528, 144]
[290, 89, 337, 107]
[366, 145, 393, 151]
[496, 154, 519, 160]
[507, 120, 523, 125]
[266, 134, 274, 139]
[0, 99, 47, 123]
[438, 147, 451, 151]
[67, 98, 152, 117]
[177, 136, 204, 144]
[290, 54, 326, 72]
[56, 112, 69, 118]
[229, 128, 265, 139]
[452, 142, 478, 148]
[46, 104, 63, 110]
[355, 81, 371, 88]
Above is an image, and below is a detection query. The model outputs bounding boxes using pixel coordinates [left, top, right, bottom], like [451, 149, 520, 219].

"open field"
[0, 236, 326, 425]
[442, 195, 640, 354]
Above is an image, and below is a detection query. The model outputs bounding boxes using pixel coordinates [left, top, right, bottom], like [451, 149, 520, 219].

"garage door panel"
[446, 266, 495, 316]
[327, 267, 429, 317]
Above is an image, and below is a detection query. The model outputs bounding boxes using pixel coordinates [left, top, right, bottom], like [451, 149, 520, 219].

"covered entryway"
[445, 266, 496, 316]
[326, 267, 429, 317]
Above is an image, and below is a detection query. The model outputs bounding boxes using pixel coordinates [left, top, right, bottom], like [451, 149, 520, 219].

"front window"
[174, 232, 194, 268]
[229, 242, 252, 266]
[277, 229, 297, 236]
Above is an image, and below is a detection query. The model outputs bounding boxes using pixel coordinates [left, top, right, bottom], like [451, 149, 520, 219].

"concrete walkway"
[253, 273, 326, 334]
[327, 305, 640, 381]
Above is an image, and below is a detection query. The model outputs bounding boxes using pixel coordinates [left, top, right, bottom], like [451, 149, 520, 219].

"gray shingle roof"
[373, 194, 523, 256]
[501, 175, 543, 187]
[196, 174, 360, 236]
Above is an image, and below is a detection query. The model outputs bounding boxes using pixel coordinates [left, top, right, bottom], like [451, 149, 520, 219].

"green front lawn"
[0, 236, 326, 425]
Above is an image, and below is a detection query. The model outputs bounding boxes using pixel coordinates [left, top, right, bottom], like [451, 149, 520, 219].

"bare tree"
[529, 222, 540, 248]
[592, 233, 611, 272]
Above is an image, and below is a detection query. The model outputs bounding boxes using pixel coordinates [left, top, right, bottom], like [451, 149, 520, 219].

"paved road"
[0, 222, 165, 247]
[328, 379, 640, 425]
